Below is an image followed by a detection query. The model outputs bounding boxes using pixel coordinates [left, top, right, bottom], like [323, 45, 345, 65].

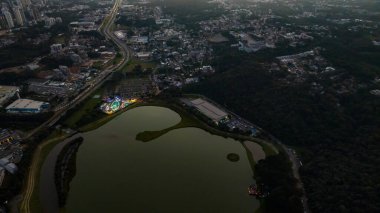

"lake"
[41, 106, 262, 213]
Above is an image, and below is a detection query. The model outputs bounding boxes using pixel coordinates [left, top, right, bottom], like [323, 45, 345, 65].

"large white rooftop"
[6, 99, 46, 110]
[190, 98, 228, 122]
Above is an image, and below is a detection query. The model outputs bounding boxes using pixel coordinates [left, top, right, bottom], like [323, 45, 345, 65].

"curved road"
[22, 0, 129, 140]
[19, 1, 128, 212]
[100, 0, 130, 69]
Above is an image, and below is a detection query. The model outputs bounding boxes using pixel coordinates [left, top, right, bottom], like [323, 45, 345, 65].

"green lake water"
[61, 106, 260, 212]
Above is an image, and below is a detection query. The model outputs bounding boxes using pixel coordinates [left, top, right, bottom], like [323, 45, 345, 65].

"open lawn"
[118, 58, 157, 73]
[52, 34, 67, 44]
[62, 91, 103, 129]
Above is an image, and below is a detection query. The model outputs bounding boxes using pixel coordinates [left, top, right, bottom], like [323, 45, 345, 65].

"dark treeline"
[0, 112, 54, 130]
[185, 55, 380, 212]
[55, 137, 83, 207]
[255, 152, 303, 213]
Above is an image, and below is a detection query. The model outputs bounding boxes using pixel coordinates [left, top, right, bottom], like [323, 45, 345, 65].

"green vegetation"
[185, 32, 380, 213]
[255, 152, 303, 213]
[0, 112, 54, 131]
[0, 43, 49, 69]
[0, 12, 77, 69]
[55, 137, 83, 207]
[226, 153, 240, 162]
[91, 61, 104, 69]
[118, 59, 157, 73]
[62, 94, 103, 129]
[115, 17, 157, 30]
[157, 0, 225, 31]
[77, 102, 142, 132]
[52, 34, 67, 44]
[112, 52, 123, 65]
[40, 56, 73, 69]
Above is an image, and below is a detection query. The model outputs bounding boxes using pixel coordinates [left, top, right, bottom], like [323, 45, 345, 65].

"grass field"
[62, 90, 104, 128]
[52, 35, 66, 44]
[118, 58, 157, 73]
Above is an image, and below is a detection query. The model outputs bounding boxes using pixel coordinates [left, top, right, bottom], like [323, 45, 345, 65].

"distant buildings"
[0, 128, 19, 145]
[1, 8, 14, 29]
[114, 30, 126, 40]
[50, 43, 63, 54]
[0, 158, 17, 174]
[28, 79, 71, 97]
[5, 98, 49, 113]
[20, 0, 32, 9]
[136, 52, 151, 60]
[12, 6, 25, 26]
[29, 5, 42, 21]
[129, 36, 149, 44]
[0, 13, 8, 29]
[370, 89, 380, 96]
[0, 85, 19, 107]
[69, 21, 96, 32]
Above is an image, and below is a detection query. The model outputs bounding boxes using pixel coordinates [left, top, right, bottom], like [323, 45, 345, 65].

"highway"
[22, 0, 128, 140]
[19, 1, 128, 212]
[101, 0, 130, 69]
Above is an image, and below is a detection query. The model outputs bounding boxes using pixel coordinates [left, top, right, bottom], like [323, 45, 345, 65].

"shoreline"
[18, 99, 278, 213]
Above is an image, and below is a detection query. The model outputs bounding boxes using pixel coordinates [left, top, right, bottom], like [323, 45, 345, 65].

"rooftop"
[190, 98, 228, 122]
[6, 99, 47, 110]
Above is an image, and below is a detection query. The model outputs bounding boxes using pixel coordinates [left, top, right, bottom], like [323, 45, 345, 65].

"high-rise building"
[15, 0, 22, 8]
[1, 8, 14, 29]
[12, 6, 24, 26]
[7, 0, 13, 7]
[39, 0, 47, 6]
[50, 43, 63, 54]
[20, 0, 31, 9]
[2, 3, 10, 10]
[0, 14, 8, 29]
[29, 5, 41, 21]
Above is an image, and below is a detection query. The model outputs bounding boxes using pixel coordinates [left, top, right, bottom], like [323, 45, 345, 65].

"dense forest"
[55, 137, 83, 207]
[185, 54, 380, 212]
[255, 153, 303, 213]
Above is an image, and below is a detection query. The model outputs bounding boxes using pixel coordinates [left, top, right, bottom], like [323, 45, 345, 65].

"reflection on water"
[42, 106, 260, 213]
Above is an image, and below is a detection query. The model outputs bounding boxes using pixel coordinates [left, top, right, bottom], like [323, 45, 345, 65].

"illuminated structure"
[100, 96, 137, 114]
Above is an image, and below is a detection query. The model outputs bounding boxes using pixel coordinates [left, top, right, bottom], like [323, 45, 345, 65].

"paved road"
[22, 0, 128, 140]
[101, 0, 130, 69]
[19, 1, 128, 212]
[19, 134, 71, 213]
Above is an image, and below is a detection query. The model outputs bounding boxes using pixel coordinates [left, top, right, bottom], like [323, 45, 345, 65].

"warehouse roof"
[190, 98, 228, 122]
[6, 99, 46, 110]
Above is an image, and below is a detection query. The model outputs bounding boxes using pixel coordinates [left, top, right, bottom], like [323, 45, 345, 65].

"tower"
[20, 0, 31, 9]
[0, 13, 8, 29]
[13, 6, 24, 26]
[1, 8, 14, 29]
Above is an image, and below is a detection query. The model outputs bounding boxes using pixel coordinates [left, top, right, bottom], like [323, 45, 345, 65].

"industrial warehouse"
[183, 98, 229, 124]
[5, 99, 50, 114]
